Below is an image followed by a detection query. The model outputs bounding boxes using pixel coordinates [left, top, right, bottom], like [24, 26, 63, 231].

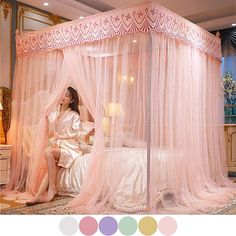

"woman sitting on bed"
[26, 87, 93, 205]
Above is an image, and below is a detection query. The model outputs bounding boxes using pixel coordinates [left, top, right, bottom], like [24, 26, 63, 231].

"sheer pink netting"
[149, 34, 236, 213]
[4, 1, 236, 213]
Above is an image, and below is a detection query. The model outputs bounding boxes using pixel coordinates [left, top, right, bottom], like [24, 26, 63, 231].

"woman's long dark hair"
[67, 87, 80, 115]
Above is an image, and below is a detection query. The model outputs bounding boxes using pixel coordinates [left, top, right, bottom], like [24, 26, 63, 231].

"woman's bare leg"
[26, 174, 49, 205]
[26, 147, 60, 205]
[44, 147, 60, 202]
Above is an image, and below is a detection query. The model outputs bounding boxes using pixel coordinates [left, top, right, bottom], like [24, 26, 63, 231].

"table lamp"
[0, 102, 6, 144]
[104, 102, 123, 146]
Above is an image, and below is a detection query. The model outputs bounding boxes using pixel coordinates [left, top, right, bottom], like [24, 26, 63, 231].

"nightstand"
[224, 124, 236, 173]
[0, 144, 12, 185]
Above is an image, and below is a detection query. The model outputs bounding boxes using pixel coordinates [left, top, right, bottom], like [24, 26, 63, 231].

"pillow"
[80, 143, 92, 154]
[123, 132, 147, 148]
[81, 121, 94, 133]
[79, 121, 95, 145]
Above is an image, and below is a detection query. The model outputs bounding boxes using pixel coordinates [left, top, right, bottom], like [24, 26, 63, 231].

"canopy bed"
[5, 0, 236, 213]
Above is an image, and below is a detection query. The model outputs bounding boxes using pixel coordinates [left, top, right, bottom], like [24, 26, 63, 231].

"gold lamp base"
[0, 113, 6, 144]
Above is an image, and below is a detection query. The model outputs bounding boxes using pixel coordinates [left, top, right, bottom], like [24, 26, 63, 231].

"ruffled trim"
[16, 1, 220, 59]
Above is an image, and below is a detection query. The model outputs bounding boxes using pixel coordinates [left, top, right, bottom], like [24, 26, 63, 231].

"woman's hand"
[83, 128, 95, 143]
[88, 128, 95, 136]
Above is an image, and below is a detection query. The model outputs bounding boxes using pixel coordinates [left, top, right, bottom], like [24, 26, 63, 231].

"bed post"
[146, 32, 152, 212]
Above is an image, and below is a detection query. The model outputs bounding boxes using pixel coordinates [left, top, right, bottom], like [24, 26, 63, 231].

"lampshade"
[102, 117, 110, 134]
[0, 101, 5, 144]
[105, 103, 123, 117]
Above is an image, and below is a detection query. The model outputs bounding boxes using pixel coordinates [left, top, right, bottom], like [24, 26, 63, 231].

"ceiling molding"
[73, 0, 114, 12]
[197, 15, 236, 31]
[186, 6, 236, 23]
[17, 0, 236, 30]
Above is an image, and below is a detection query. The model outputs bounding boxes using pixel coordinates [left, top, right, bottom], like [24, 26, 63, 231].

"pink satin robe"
[48, 109, 86, 168]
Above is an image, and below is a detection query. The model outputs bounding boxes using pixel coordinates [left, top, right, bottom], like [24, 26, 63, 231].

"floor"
[1, 177, 236, 214]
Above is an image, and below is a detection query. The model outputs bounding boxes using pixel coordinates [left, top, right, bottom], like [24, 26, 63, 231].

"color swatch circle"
[138, 216, 158, 235]
[119, 216, 137, 235]
[59, 216, 78, 236]
[99, 216, 118, 235]
[159, 216, 177, 236]
[79, 216, 98, 235]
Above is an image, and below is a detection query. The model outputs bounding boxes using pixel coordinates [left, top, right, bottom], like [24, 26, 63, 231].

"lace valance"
[16, 1, 221, 59]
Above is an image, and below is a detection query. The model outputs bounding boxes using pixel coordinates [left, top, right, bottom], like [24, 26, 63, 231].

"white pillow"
[123, 132, 147, 148]
[79, 121, 95, 145]
[80, 143, 92, 154]
[81, 121, 94, 132]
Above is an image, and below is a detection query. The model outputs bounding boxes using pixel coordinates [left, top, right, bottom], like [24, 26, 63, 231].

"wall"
[0, 0, 68, 139]
[0, 0, 68, 90]
[0, 0, 12, 89]
[17, 3, 68, 33]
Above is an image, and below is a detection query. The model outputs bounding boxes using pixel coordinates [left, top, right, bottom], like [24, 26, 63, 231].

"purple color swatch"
[99, 216, 118, 235]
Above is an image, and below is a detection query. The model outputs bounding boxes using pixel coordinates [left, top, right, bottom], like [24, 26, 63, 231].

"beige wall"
[0, 1, 68, 137]
[0, 1, 12, 89]
[0, 1, 68, 90]
[17, 3, 68, 34]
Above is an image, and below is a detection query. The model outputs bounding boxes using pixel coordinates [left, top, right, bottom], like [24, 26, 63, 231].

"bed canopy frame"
[7, 0, 236, 213]
[16, 1, 221, 58]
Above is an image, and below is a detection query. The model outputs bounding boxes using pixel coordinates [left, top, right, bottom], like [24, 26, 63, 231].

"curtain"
[7, 50, 65, 192]
[67, 33, 149, 212]
[149, 33, 235, 213]
[6, 6, 236, 212]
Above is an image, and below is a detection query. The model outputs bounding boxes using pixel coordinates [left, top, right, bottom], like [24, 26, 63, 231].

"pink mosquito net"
[5, 1, 236, 213]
